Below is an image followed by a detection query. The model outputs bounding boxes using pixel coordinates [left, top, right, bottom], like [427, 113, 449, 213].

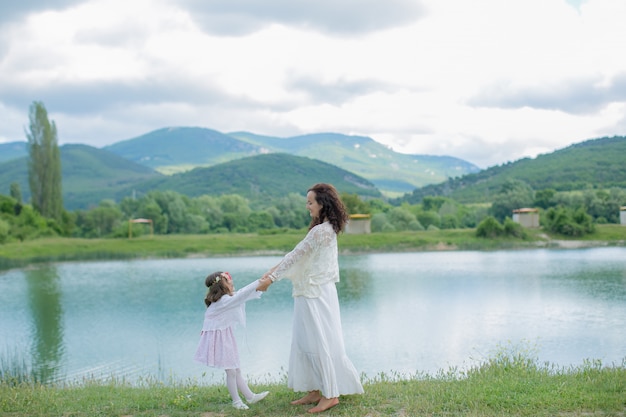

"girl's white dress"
[194, 280, 262, 369]
[272, 222, 364, 398]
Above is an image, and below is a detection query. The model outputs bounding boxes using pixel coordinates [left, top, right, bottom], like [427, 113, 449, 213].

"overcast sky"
[0, 0, 625, 168]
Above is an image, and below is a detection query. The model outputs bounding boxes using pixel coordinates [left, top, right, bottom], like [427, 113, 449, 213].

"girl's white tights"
[225, 368, 254, 403]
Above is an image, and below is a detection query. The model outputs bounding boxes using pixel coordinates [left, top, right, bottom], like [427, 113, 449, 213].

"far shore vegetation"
[1, 224, 625, 272]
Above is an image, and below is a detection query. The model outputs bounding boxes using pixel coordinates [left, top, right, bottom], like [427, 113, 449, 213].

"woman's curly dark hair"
[204, 271, 229, 307]
[307, 183, 349, 234]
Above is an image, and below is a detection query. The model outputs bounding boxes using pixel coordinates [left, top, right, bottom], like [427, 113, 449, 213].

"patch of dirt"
[548, 240, 610, 249]
[432, 242, 458, 251]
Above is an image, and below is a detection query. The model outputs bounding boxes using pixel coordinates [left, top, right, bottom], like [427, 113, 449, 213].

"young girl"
[194, 271, 272, 410]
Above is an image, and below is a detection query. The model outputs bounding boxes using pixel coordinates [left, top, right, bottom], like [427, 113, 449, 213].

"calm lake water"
[1, 248, 625, 385]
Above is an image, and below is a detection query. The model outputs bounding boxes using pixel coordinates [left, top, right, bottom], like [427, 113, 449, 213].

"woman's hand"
[257, 276, 272, 292]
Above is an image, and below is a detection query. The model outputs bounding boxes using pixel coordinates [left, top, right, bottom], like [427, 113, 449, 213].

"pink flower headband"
[214, 271, 232, 284]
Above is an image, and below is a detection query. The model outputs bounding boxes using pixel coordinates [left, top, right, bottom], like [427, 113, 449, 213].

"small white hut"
[620, 206, 626, 226]
[345, 214, 371, 234]
[512, 208, 539, 228]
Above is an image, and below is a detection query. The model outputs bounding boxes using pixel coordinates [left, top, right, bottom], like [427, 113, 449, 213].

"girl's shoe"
[247, 391, 269, 404]
[232, 400, 249, 410]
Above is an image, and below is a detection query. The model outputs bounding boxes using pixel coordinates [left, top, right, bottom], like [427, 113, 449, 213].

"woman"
[262, 183, 364, 413]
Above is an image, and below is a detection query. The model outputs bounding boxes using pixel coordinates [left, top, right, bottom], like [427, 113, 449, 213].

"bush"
[388, 207, 420, 231]
[476, 216, 504, 238]
[371, 213, 393, 233]
[416, 211, 440, 229]
[476, 216, 529, 239]
[0, 195, 18, 215]
[544, 206, 595, 237]
[408, 220, 424, 231]
[440, 214, 459, 229]
[503, 217, 527, 239]
[0, 218, 9, 243]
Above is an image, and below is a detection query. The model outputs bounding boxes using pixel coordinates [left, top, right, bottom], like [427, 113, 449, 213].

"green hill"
[229, 131, 480, 195]
[0, 146, 380, 210]
[0, 142, 27, 163]
[104, 127, 479, 195]
[103, 127, 262, 173]
[3, 127, 481, 199]
[6, 131, 624, 212]
[396, 135, 626, 204]
[0, 144, 162, 210]
[118, 153, 382, 202]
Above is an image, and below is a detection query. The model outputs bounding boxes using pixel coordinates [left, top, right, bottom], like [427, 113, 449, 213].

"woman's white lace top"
[271, 222, 339, 298]
[200, 279, 262, 331]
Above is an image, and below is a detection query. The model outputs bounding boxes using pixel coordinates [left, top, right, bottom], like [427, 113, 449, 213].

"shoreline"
[1, 229, 624, 273]
[541, 239, 620, 249]
[339, 238, 626, 254]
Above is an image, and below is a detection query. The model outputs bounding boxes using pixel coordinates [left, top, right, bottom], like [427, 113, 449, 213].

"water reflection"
[337, 264, 372, 303]
[25, 266, 64, 383]
[561, 267, 626, 300]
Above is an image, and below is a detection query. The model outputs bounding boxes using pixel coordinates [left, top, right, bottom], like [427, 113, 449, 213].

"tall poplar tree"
[26, 101, 63, 220]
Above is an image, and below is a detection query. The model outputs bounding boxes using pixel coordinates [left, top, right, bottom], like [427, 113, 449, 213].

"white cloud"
[0, 0, 624, 169]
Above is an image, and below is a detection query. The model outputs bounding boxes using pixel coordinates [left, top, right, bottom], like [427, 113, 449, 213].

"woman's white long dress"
[271, 222, 364, 398]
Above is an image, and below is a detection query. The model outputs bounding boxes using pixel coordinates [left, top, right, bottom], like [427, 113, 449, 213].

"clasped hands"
[256, 272, 273, 292]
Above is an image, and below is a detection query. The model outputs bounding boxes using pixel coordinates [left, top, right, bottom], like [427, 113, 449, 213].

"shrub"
[476, 216, 504, 238]
[408, 220, 424, 231]
[388, 207, 419, 231]
[544, 206, 595, 237]
[371, 213, 393, 233]
[503, 217, 527, 239]
[0, 218, 9, 243]
[416, 211, 440, 229]
[440, 214, 459, 229]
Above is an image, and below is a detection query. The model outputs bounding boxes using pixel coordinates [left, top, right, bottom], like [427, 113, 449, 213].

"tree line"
[2, 181, 622, 243]
[1, 102, 624, 244]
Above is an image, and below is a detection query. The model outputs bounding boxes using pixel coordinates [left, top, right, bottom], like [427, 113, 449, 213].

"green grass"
[1, 225, 625, 271]
[0, 231, 304, 270]
[1, 351, 624, 417]
[0, 349, 33, 386]
[564, 223, 626, 241]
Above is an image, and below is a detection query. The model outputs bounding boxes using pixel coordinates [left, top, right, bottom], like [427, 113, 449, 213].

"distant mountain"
[229, 132, 479, 195]
[0, 146, 380, 210]
[396, 135, 626, 204]
[105, 127, 480, 195]
[0, 141, 27, 163]
[103, 127, 263, 174]
[3, 133, 625, 211]
[117, 153, 382, 202]
[0, 144, 162, 210]
[3, 127, 481, 197]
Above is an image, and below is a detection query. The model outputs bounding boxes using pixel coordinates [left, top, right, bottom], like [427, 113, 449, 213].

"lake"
[1, 248, 625, 385]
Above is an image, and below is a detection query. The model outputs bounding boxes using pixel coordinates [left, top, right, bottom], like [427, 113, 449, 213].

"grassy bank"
[1, 225, 624, 271]
[1, 352, 624, 417]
